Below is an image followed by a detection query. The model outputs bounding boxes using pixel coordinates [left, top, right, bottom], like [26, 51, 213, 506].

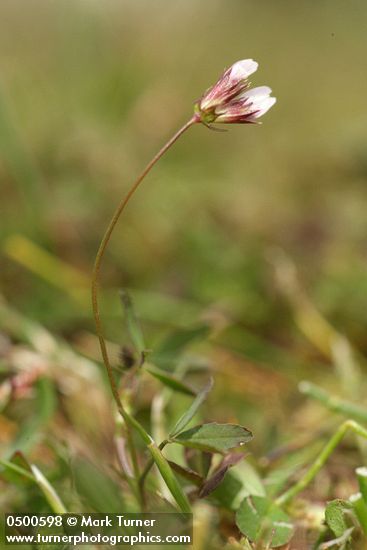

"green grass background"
[1, 0, 367, 541]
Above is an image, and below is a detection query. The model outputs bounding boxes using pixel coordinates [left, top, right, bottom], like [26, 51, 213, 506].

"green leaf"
[120, 290, 146, 356]
[212, 460, 265, 510]
[169, 378, 213, 437]
[167, 461, 204, 487]
[199, 453, 244, 498]
[236, 495, 294, 548]
[325, 499, 353, 538]
[145, 365, 196, 396]
[172, 423, 252, 454]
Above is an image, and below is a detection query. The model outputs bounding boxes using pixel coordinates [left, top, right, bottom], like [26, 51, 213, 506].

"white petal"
[242, 85, 272, 99]
[229, 59, 258, 82]
[247, 96, 276, 120]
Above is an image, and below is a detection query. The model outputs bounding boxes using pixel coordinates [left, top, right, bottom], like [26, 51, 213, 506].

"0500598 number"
[6, 515, 63, 528]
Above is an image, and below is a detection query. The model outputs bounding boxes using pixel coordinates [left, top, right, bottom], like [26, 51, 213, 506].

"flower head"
[195, 59, 276, 125]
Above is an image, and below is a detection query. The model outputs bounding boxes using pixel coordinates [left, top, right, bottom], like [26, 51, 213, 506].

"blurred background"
[1, 0, 367, 530]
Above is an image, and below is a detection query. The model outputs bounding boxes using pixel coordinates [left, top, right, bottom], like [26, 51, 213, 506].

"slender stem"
[276, 420, 367, 507]
[139, 440, 169, 493]
[140, 363, 190, 497]
[92, 116, 196, 420]
[299, 381, 367, 423]
[148, 441, 191, 513]
[91, 115, 197, 507]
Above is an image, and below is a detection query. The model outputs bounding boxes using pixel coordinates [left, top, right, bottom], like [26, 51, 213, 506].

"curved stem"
[91, 116, 197, 508]
[92, 115, 197, 422]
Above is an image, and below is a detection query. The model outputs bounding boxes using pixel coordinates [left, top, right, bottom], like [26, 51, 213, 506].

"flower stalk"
[91, 58, 275, 511]
[91, 115, 197, 422]
[91, 116, 197, 510]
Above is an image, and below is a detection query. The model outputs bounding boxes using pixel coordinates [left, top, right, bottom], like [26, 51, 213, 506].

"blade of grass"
[169, 378, 213, 437]
[299, 381, 367, 423]
[31, 465, 67, 514]
[276, 420, 367, 507]
[0, 459, 67, 513]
